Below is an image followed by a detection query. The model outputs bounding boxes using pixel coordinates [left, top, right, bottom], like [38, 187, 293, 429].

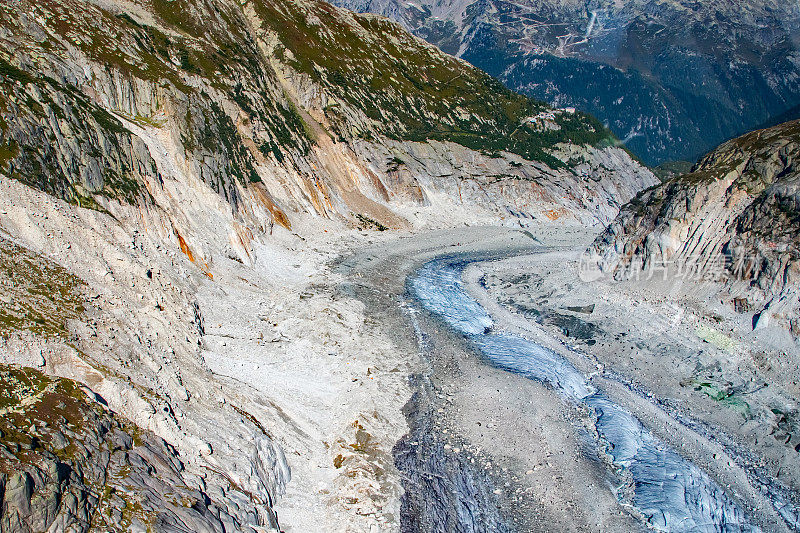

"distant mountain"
[755, 104, 800, 130]
[328, 0, 800, 165]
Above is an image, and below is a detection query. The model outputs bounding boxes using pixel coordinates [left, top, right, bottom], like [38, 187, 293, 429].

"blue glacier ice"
[410, 257, 494, 335]
[410, 256, 759, 532]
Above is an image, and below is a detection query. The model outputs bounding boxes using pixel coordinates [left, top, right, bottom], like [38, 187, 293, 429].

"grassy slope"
[254, 0, 613, 166]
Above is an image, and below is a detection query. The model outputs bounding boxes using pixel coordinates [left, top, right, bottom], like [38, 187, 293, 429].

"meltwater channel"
[408, 254, 760, 532]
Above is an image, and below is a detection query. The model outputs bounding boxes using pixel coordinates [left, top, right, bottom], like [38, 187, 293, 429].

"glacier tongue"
[410, 254, 759, 532]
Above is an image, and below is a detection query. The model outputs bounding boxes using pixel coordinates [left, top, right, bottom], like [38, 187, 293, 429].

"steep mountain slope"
[0, 0, 654, 229]
[589, 119, 800, 340]
[328, 0, 800, 165]
[0, 364, 245, 532]
[0, 0, 655, 531]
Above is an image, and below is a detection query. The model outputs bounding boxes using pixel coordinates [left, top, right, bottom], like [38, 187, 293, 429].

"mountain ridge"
[589, 118, 800, 341]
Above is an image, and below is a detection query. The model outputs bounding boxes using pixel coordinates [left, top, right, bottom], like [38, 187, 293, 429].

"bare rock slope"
[591, 119, 800, 341]
[0, 364, 248, 533]
[0, 0, 655, 232]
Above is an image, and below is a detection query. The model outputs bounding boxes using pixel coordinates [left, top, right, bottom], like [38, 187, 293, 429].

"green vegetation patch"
[252, 0, 615, 165]
[690, 379, 751, 417]
[0, 365, 86, 464]
[695, 324, 738, 351]
[0, 57, 147, 207]
[653, 160, 694, 182]
[0, 364, 161, 529]
[0, 138, 19, 165]
[354, 213, 388, 231]
[0, 238, 86, 338]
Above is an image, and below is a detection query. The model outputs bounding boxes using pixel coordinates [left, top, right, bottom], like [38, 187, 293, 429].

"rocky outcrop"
[0, 364, 262, 533]
[589, 119, 800, 338]
[350, 138, 655, 226]
[0, 0, 654, 236]
[0, 207, 290, 532]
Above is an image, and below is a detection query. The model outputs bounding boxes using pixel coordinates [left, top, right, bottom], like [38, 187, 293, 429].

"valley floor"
[319, 225, 799, 531]
[342, 226, 641, 532]
[2, 180, 797, 531]
[476, 240, 800, 523]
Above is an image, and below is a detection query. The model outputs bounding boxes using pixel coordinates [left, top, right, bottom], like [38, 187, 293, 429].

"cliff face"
[327, 0, 800, 165]
[0, 0, 655, 530]
[590, 119, 800, 338]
